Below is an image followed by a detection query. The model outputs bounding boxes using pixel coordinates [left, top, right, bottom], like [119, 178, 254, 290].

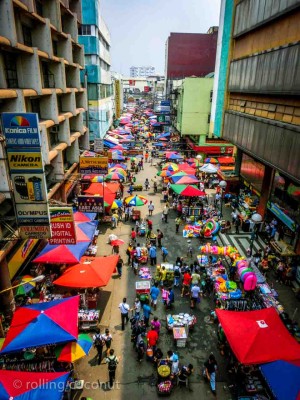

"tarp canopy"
[0, 297, 79, 354]
[33, 242, 89, 264]
[260, 360, 300, 400]
[170, 184, 206, 197]
[200, 163, 218, 174]
[0, 370, 70, 400]
[174, 175, 199, 185]
[216, 308, 300, 364]
[73, 211, 97, 222]
[53, 255, 119, 288]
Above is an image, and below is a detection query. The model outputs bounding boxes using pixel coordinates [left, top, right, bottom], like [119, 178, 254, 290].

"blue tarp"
[260, 360, 300, 400]
[104, 140, 117, 148]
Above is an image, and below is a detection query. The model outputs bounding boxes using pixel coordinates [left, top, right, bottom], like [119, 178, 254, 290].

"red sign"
[48, 207, 76, 245]
[144, 86, 150, 92]
[129, 80, 135, 86]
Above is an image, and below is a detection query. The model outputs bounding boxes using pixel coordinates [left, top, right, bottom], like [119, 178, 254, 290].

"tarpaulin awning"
[260, 360, 300, 400]
[174, 175, 199, 185]
[53, 255, 119, 288]
[0, 370, 70, 400]
[0, 297, 79, 354]
[217, 156, 235, 164]
[33, 242, 89, 264]
[170, 184, 206, 197]
[73, 211, 96, 222]
[216, 308, 300, 364]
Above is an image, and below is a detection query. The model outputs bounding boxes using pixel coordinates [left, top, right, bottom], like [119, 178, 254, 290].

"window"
[30, 99, 40, 115]
[57, 96, 63, 113]
[79, 25, 91, 35]
[87, 83, 100, 100]
[42, 62, 55, 88]
[49, 132, 59, 147]
[207, 113, 211, 124]
[22, 25, 32, 47]
[52, 41, 58, 56]
[35, 0, 43, 16]
[4, 53, 18, 88]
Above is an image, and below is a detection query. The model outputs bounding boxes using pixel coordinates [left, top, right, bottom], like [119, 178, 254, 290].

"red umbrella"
[53, 256, 119, 288]
[180, 186, 206, 197]
[110, 239, 125, 246]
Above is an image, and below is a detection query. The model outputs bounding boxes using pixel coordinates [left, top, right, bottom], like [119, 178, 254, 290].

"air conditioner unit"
[51, 125, 59, 133]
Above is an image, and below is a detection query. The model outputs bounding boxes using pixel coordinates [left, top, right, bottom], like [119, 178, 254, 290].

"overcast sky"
[101, 0, 221, 76]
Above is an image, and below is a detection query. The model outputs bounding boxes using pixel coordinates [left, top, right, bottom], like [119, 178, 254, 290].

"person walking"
[204, 353, 218, 397]
[235, 217, 241, 234]
[148, 201, 154, 216]
[142, 301, 152, 327]
[163, 205, 169, 223]
[116, 257, 123, 277]
[150, 282, 160, 310]
[157, 229, 164, 248]
[93, 329, 105, 365]
[190, 283, 201, 309]
[103, 328, 113, 356]
[149, 244, 157, 266]
[175, 216, 181, 234]
[161, 246, 168, 262]
[105, 349, 119, 389]
[174, 264, 181, 287]
[134, 297, 141, 319]
[119, 298, 130, 330]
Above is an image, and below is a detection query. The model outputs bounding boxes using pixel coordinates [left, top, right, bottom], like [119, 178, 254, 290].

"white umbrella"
[199, 163, 218, 174]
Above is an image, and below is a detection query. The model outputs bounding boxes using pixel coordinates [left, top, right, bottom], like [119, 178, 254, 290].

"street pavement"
[75, 154, 299, 400]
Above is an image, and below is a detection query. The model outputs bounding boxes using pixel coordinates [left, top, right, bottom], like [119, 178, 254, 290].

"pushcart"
[132, 210, 141, 221]
[156, 359, 174, 396]
[136, 281, 151, 306]
[138, 222, 146, 236]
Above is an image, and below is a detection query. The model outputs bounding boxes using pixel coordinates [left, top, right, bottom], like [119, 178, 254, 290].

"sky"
[101, 0, 221, 76]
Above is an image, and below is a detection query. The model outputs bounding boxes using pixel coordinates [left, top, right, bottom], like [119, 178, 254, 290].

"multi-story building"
[165, 28, 218, 96]
[130, 66, 155, 78]
[0, 0, 88, 313]
[219, 0, 300, 253]
[79, 0, 113, 140]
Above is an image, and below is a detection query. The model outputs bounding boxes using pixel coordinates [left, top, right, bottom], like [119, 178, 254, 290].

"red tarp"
[218, 157, 235, 164]
[177, 163, 196, 174]
[53, 255, 119, 288]
[216, 308, 300, 365]
[180, 186, 206, 197]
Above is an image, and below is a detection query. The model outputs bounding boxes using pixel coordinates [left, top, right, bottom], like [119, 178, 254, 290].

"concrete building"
[79, 0, 113, 140]
[219, 0, 300, 253]
[0, 0, 88, 313]
[130, 66, 155, 78]
[165, 28, 218, 96]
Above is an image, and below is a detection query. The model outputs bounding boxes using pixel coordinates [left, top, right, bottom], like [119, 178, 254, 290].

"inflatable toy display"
[201, 219, 220, 238]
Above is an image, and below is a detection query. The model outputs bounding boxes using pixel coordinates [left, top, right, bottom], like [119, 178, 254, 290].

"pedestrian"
[159, 266, 167, 286]
[136, 243, 142, 258]
[204, 354, 218, 397]
[187, 241, 193, 258]
[93, 329, 105, 365]
[136, 333, 146, 362]
[142, 301, 152, 327]
[145, 178, 150, 190]
[150, 282, 160, 310]
[150, 316, 161, 334]
[149, 244, 157, 266]
[146, 327, 159, 350]
[105, 349, 118, 389]
[191, 270, 201, 286]
[161, 246, 168, 262]
[124, 206, 130, 222]
[135, 219, 140, 233]
[148, 201, 154, 216]
[174, 264, 181, 287]
[181, 269, 192, 297]
[116, 257, 123, 277]
[112, 244, 119, 255]
[119, 298, 130, 330]
[131, 227, 137, 243]
[156, 229, 164, 248]
[235, 217, 241, 234]
[162, 205, 169, 223]
[134, 297, 141, 319]
[126, 243, 133, 265]
[175, 216, 181, 234]
[103, 328, 113, 356]
[190, 283, 201, 309]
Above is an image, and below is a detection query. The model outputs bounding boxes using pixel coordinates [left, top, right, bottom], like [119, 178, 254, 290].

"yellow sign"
[115, 80, 121, 118]
[80, 156, 108, 169]
[7, 151, 43, 171]
[8, 239, 38, 279]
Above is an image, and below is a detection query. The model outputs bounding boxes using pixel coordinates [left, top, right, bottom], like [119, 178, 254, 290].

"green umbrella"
[170, 184, 199, 195]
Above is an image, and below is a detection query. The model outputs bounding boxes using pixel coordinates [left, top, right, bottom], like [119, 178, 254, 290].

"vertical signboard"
[48, 207, 77, 245]
[115, 80, 121, 118]
[94, 138, 104, 153]
[1, 113, 51, 239]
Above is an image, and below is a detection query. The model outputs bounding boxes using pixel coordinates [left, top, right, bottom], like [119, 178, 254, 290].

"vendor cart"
[132, 210, 141, 221]
[156, 359, 174, 396]
[136, 281, 150, 305]
[173, 327, 188, 348]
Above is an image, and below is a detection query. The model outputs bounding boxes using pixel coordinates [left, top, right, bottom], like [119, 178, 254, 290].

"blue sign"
[1, 113, 41, 147]
[161, 100, 171, 106]
[267, 202, 297, 232]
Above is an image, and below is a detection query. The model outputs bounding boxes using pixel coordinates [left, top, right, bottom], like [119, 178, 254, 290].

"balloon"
[244, 273, 257, 291]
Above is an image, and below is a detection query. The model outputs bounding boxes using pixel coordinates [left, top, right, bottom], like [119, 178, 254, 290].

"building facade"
[79, 0, 113, 140]
[0, 0, 88, 313]
[165, 28, 218, 96]
[130, 66, 155, 78]
[220, 0, 300, 252]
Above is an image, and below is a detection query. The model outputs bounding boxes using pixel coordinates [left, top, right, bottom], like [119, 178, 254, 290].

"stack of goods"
[236, 260, 257, 291]
[139, 267, 151, 279]
[157, 380, 172, 394]
[139, 246, 148, 263]
[166, 313, 197, 330]
[78, 309, 99, 323]
[183, 223, 202, 238]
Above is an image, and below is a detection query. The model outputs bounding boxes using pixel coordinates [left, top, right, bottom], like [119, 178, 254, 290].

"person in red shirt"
[146, 219, 153, 238]
[147, 328, 158, 349]
[131, 228, 136, 242]
[181, 270, 192, 297]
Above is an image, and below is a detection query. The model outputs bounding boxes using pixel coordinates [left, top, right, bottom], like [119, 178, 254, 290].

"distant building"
[130, 66, 156, 78]
[165, 27, 218, 96]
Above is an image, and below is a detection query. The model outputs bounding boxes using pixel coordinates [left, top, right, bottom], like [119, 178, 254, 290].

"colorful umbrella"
[0, 296, 79, 354]
[108, 167, 126, 176]
[105, 172, 125, 181]
[13, 275, 36, 297]
[55, 333, 93, 362]
[53, 256, 119, 288]
[0, 370, 70, 400]
[170, 184, 205, 197]
[162, 162, 179, 172]
[111, 199, 123, 209]
[91, 175, 104, 183]
[199, 163, 218, 174]
[110, 239, 125, 246]
[108, 163, 127, 170]
[175, 175, 200, 184]
[125, 195, 148, 206]
[157, 170, 173, 177]
[204, 157, 218, 164]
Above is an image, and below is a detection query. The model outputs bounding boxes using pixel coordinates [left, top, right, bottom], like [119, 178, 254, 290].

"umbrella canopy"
[73, 211, 97, 223]
[216, 308, 300, 364]
[108, 167, 126, 176]
[178, 163, 196, 172]
[33, 242, 90, 264]
[157, 170, 173, 177]
[125, 195, 148, 206]
[260, 360, 300, 400]
[110, 239, 125, 246]
[108, 163, 127, 170]
[1, 297, 79, 354]
[170, 184, 205, 197]
[111, 199, 123, 210]
[91, 175, 104, 183]
[0, 370, 70, 400]
[204, 157, 218, 164]
[199, 163, 218, 174]
[175, 175, 199, 184]
[53, 256, 119, 288]
[168, 153, 183, 160]
[13, 275, 36, 297]
[162, 162, 179, 172]
[55, 333, 93, 363]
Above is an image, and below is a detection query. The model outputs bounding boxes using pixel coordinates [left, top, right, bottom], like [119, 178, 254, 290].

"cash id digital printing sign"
[1, 113, 51, 239]
[48, 207, 77, 245]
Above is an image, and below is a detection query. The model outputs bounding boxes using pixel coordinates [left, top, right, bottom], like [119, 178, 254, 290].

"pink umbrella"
[110, 239, 125, 246]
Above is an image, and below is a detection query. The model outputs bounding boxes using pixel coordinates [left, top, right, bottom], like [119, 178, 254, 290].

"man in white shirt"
[119, 298, 130, 330]
[190, 284, 201, 309]
[136, 243, 142, 258]
[148, 201, 155, 216]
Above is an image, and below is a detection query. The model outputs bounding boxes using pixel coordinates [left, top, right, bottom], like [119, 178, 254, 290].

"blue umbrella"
[169, 153, 183, 160]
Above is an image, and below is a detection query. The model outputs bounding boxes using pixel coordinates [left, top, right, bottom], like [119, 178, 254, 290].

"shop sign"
[48, 207, 76, 245]
[267, 201, 297, 232]
[79, 156, 108, 174]
[19, 226, 51, 240]
[157, 115, 166, 123]
[16, 203, 50, 225]
[1, 112, 41, 148]
[161, 100, 171, 107]
[114, 80, 121, 118]
[160, 105, 170, 113]
[94, 138, 104, 152]
[8, 239, 38, 279]
[144, 86, 150, 92]
[129, 80, 135, 86]
[78, 196, 104, 213]
[7, 149, 43, 173]
[11, 173, 47, 203]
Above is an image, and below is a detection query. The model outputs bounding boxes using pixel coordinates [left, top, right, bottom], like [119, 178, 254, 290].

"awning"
[218, 157, 235, 164]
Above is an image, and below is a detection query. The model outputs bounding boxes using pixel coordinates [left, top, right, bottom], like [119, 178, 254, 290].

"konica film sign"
[1, 113, 41, 147]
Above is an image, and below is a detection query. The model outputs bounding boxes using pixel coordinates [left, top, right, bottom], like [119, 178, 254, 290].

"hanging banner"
[8, 239, 38, 279]
[114, 80, 121, 119]
[48, 207, 77, 245]
[94, 138, 104, 153]
[79, 156, 108, 174]
[19, 225, 51, 240]
[78, 196, 104, 213]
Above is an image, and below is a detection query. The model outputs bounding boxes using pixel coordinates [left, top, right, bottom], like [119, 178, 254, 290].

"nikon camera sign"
[1, 113, 51, 239]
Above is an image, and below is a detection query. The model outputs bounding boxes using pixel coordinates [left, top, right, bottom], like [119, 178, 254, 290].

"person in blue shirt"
[150, 283, 160, 310]
[166, 288, 174, 309]
[161, 246, 168, 262]
[149, 245, 157, 266]
[142, 302, 152, 327]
